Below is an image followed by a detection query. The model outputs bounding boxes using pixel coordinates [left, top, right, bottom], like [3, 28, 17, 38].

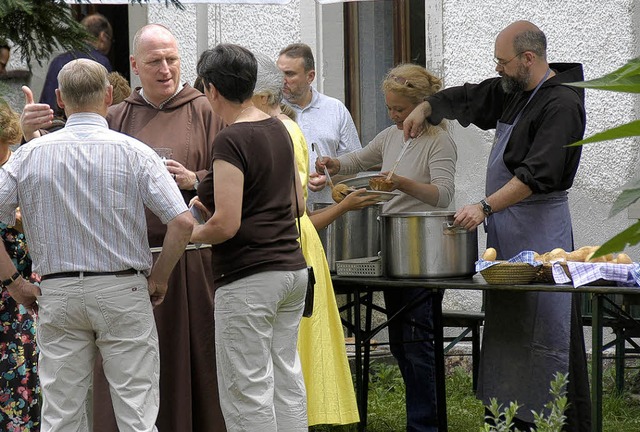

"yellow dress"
[282, 118, 360, 426]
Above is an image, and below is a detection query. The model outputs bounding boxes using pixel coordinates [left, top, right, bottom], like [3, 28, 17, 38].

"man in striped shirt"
[0, 58, 193, 432]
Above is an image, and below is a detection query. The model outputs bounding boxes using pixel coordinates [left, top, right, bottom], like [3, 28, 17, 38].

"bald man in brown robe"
[92, 24, 226, 432]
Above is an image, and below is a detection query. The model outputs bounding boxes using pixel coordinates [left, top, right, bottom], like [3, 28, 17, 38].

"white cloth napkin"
[475, 250, 541, 272]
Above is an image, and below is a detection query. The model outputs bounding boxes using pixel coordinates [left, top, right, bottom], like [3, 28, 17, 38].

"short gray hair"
[57, 59, 109, 109]
[513, 29, 547, 60]
[253, 52, 284, 107]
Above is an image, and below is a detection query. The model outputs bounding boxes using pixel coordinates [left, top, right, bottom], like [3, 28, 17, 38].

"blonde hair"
[382, 64, 446, 135]
[280, 103, 297, 122]
[58, 59, 109, 109]
[0, 101, 22, 145]
[107, 71, 131, 105]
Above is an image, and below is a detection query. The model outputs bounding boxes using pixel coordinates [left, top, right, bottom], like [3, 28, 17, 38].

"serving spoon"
[385, 138, 413, 181]
[312, 142, 336, 189]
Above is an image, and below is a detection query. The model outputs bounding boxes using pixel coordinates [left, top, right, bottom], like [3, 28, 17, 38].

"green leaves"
[565, 57, 640, 255]
[593, 221, 640, 256]
[609, 176, 640, 218]
[482, 372, 568, 432]
[566, 57, 640, 147]
[0, 0, 184, 68]
[566, 57, 640, 94]
[0, 0, 89, 68]
[569, 120, 640, 146]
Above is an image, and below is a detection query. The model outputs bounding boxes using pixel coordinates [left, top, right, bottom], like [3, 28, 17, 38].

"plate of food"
[368, 176, 395, 191]
[331, 184, 399, 203]
[336, 173, 383, 189]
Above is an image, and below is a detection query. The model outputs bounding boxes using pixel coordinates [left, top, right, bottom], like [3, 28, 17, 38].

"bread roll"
[567, 250, 589, 262]
[482, 247, 497, 261]
[548, 248, 567, 261]
[616, 253, 633, 264]
[332, 184, 350, 203]
[585, 250, 614, 263]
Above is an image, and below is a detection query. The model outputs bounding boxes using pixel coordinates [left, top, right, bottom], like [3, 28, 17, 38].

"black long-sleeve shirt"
[427, 63, 586, 194]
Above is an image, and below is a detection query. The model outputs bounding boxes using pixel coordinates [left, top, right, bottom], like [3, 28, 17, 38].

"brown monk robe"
[91, 84, 226, 431]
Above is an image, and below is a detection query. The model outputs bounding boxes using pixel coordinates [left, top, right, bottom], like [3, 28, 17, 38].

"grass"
[310, 361, 640, 432]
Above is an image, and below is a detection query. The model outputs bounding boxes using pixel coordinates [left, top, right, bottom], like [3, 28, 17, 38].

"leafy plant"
[0, 0, 184, 68]
[566, 57, 640, 255]
[532, 373, 568, 432]
[481, 372, 568, 432]
[481, 398, 521, 432]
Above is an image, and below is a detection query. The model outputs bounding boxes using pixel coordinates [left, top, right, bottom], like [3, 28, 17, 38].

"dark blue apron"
[477, 70, 573, 422]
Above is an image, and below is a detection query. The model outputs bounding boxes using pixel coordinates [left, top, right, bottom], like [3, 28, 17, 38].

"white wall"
[145, 0, 347, 98]
[108, 0, 639, 313]
[12, 1, 637, 307]
[436, 0, 639, 251]
[429, 0, 640, 310]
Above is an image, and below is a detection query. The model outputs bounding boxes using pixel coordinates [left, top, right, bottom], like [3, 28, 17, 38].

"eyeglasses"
[493, 51, 525, 66]
[388, 74, 414, 88]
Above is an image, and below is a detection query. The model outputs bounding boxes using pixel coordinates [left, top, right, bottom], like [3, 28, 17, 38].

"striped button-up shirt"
[0, 113, 188, 276]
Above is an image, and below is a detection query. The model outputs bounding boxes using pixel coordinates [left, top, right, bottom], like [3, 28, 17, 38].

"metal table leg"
[360, 291, 374, 431]
[432, 290, 448, 431]
[352, 287, 365, 432]
[591, 294, 603, 432]
[615, 326, 625, 394]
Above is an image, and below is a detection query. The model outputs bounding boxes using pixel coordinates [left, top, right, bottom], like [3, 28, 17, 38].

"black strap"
[0, 271, 20, 288]
[291, 142, 303, 250]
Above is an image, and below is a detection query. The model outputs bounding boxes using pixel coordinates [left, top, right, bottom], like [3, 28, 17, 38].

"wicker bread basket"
[534, 262, 571, 283]
[535, 262, 615, 285]
[480, 262, 538, 285]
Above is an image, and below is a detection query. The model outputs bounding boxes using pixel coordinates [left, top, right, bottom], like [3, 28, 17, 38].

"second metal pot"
[381, 211, 478, 278]
[313, 203, 382, 272]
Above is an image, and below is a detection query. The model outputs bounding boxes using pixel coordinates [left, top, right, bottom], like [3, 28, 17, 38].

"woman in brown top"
[192, 44, 309, 432]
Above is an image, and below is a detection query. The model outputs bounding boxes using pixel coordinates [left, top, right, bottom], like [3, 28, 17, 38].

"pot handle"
[443, 221, 468, 235]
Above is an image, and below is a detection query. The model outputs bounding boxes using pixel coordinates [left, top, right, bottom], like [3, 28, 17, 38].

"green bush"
[481, 372, 568, 432]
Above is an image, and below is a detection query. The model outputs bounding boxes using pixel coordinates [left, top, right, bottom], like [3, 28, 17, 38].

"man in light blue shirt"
[278, 43, 361, 205]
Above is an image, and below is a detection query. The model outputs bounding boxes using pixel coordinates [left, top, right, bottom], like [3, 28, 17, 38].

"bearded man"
[403, 20, 590, 432]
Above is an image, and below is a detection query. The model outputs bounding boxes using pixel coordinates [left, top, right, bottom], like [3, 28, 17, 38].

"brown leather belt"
[41, 269, 140, 281]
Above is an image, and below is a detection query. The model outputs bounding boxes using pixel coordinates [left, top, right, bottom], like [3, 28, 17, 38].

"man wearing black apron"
[403, 21, 590, 431]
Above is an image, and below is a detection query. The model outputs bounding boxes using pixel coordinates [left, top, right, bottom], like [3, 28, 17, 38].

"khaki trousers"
[38, 273, 159, 432]
[215, 269, 308, 432]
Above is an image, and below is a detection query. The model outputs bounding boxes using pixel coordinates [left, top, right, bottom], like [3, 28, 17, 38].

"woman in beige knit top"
[317, 64, 458, 432]
[318, 63, 457, 214]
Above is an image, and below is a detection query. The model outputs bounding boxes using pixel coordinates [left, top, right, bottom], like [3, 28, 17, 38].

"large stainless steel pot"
[312, 203, 382, 272]
[381, 211, 477, 278]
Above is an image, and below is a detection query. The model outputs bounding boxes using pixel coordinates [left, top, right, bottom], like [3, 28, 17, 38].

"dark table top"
[331, 274, 640, 295]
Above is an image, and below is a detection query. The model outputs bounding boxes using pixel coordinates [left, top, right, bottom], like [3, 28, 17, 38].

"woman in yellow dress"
[251, 52, 379, 426]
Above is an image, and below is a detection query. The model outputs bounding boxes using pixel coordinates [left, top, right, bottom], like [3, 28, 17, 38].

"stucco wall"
[436, 0, 640, 310]
[134, 0, 640, 315]
[145, 1, 300, 87]
[6, 1, 637, 316]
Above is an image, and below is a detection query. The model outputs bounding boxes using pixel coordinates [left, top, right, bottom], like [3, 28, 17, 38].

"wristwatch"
[192, 174, 200, 191]
[480, 198, 493, 217]
[1, 271, 21, 289]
